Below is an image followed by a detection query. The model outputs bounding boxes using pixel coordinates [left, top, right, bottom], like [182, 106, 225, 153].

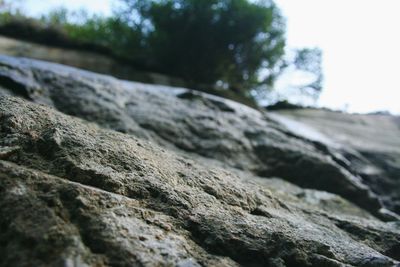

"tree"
[255, 47, 323, 106]
[4, 0, 322, 105]
[118, 0, 286, 93]
[294, 48, 323, 95]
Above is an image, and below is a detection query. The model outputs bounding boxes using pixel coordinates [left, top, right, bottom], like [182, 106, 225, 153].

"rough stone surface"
[271, 109, 400, 216]
[0, 55, 399, 266]
[0, 35, 186, 87]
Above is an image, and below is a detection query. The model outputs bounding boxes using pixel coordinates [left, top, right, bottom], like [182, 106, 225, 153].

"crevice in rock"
[185, 217, 346, 267]
[334, 219, 400, 261]
[0, 74, 32, 99]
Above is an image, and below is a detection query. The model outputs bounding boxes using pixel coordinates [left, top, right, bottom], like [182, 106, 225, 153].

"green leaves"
[26, 0, 321, 104]
[294, 48, 323, 93]
[120, 0, 286, 91]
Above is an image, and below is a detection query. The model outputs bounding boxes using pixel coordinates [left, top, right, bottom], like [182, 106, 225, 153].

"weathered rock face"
[0, 55, 398, 220]
[271, 109, 400, 216]
[1, 97, 400, 267]
[0, 35, 186, 87]
[0, 55, 399, 266]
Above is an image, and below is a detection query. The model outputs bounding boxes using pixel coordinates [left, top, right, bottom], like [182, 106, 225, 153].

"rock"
[0, 96, 399, 266]
[0, 55, 396, 220]
[271, 109, 400, 216]
[265, 100, 306, 111]
[0, 55, 399, 265]
[0, 35, 186, 87]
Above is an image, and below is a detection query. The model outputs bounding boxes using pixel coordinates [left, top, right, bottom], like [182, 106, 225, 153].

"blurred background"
[0, 0, 398, 114]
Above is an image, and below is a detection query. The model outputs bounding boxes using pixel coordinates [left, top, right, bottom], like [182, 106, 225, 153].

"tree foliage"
[0, 0, 323, 104]
[294, 47, 323, 93]
[118, 0, 286, 92]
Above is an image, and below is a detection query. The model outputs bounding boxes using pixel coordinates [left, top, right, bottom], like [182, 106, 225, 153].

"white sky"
[21, 0, 400, 114]
[22, 0, 113, 16]
[274, 0, 400, 114]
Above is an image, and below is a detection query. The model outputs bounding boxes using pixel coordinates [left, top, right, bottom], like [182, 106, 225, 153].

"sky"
[20, 0, 400, 114]
[274, 0, 400, 114]
[21, 0, 114, 17]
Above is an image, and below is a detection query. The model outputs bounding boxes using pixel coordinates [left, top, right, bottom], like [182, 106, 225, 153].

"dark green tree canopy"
[120, 0, 286, 91]
[0, 0, 323, 105]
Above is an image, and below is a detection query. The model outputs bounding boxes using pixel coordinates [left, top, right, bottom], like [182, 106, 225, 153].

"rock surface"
[271, 109, 400, 216]
[0, 35, 186, 87]
[0, 55, 399, 266]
